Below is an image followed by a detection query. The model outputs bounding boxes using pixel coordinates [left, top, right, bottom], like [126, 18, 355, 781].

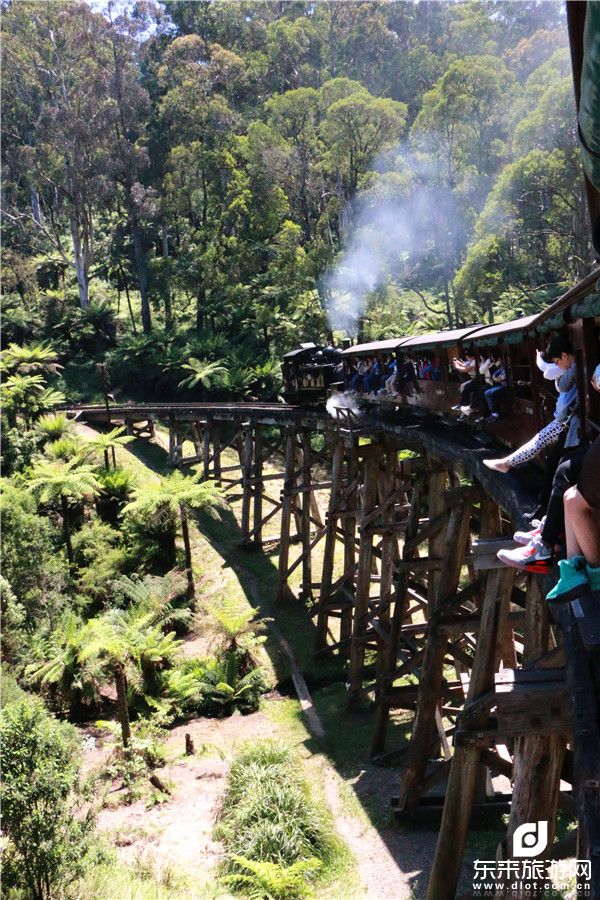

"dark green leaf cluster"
[1, 698, 97, 900]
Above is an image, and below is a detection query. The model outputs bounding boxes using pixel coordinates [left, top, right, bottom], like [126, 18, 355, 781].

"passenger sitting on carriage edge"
[451, 351, 477, 410]
[458, 351, 495, 420]
[498, 363, 597, 572]
[482, 354, 506, 420]
[483, 335, 579, 473]
[364, 356, 381, 395]
[400, 355, 417, 384]
[546, 420, 600, 601]
[351, 357, 368, 392]
[379, 356, 398, 395]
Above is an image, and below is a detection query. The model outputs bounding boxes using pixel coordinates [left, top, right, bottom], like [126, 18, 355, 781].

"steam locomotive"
[282, 279, 600, 452]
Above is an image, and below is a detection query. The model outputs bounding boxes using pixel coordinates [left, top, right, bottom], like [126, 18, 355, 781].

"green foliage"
[162, 650, 267, 718]
[178, 356, 228, 391]
[1, 698, 96, 900]
[1, 420, 42, 475]
[27, 457, 102, 509]
[71, 520, 132, 602]
[0, 481, 68, 630]
[216, 740, 338, 892]
[87, 425, 136, 469]
[222, 854, 322, 900]
[1, 341, 63, 377]
[122, 470, 223, 523]
[0, 0, 585, 363]
[35, 412, 73, 443]
[96, 466, 137, 525]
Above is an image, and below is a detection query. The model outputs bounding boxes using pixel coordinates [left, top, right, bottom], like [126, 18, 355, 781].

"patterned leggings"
[505, 418, 567, 469]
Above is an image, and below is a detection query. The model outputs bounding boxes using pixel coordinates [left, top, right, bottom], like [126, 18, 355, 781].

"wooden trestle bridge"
[69, 399, 600, 898]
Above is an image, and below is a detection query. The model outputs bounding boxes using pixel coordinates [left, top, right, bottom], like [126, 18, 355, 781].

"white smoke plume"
[322, 146, 464, 335]
[326, 389, 361, 419]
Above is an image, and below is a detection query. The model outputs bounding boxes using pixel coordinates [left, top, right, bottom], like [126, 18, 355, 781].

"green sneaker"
[546, 556, 588, 603]
[586, 564, 600, 593]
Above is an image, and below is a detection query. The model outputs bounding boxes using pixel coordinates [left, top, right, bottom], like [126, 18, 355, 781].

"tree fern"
[221, 854, 321, 900]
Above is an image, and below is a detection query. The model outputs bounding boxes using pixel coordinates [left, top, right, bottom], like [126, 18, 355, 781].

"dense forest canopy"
[2, 0, 594, 401]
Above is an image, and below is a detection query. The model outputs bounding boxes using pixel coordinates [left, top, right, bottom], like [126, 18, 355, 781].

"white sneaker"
[513, 516, 545, 546]
[497, 534, 552, 571]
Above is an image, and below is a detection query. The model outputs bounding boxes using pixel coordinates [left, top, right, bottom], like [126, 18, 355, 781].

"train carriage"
[282, 277, 600, 457]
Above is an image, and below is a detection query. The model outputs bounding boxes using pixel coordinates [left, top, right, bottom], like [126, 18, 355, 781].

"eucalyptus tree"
[1, 3, 117, 308]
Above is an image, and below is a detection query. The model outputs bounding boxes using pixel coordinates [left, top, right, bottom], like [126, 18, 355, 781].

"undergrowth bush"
[1, 697, 97, 899]
[215, 740, 340, 899]
[163, 651, 267, 719]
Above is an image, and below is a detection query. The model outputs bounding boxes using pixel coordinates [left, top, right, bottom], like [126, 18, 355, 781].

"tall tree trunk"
[121, 275, 138, 335]
[114, 662, 131, 748]
[129, 215, 151, 334]
[69, 215, 90, 308]
[60, 495, 74, 570]
[162, 217, 173, 329]
[196, 285, 206, 332]
[161, 216, 169, 258]
[104, 449, 110, 470]
[30, 187, 41, 226]
[179, 505, 195, 603]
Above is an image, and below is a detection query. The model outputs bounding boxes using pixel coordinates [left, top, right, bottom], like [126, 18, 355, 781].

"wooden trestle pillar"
[315, 434, 359, 654]
[395, 486, 475, 808]
[348, 444, 384, 703]
[276, 427, 326, 602]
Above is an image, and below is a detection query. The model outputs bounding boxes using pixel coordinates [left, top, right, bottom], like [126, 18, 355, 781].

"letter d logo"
[512, 821, 548, 857]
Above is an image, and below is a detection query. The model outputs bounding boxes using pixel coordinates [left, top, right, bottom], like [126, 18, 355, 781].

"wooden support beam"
[340, 450, 358, 655]
[212, 423, 221, 482]
[203, 422, 211, 480]
[396, 491, 473, 809]
[426, 567, 516, 900]
[557, 599, 600, 894]
[317, 439, 345, 651]
[240, 425, 254, 547]
[496, 575, 566, 897]
[300, 431, 312, 598]
[376, 443, 398, 682]
[277, 429, 296, 602]
[253, 425, 263, 546]
[348, 450, 381, 702]
[371, 473, 422, 756]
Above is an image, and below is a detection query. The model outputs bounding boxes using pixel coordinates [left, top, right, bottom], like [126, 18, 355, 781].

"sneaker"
[497, 534, 552, 571]
[451, 404, 462, 412]
[513, 517, 544, 546]
[546, 556, 589, 602]
[487, 412, 500, 421]
[457, 414, 470, 422]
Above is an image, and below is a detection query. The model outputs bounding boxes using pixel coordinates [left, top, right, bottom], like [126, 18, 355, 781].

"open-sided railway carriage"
[282, 284, 600, 454]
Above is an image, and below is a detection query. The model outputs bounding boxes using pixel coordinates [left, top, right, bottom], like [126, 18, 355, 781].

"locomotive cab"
[282, 342, 341, 405]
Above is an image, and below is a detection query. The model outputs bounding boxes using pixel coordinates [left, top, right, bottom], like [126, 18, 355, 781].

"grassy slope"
[77, 423, 539, 898]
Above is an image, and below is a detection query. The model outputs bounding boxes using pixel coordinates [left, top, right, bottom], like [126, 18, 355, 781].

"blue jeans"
[485, 385, 505, 413]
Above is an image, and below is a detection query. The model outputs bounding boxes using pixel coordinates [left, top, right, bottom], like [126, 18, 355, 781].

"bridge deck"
[65, 400, 541, 526]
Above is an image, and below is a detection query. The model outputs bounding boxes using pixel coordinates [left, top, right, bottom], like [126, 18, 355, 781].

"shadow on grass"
[122, 433, 516, 899]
